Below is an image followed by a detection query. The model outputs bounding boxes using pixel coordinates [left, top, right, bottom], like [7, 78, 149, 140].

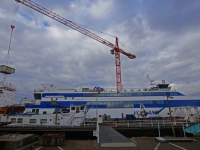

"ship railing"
[4, 118, 199, 128]
[99, 119, 197, 128]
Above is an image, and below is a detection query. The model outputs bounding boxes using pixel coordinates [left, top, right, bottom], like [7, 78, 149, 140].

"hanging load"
[0, 65, 15, 74]
[1, 25, 16, 75]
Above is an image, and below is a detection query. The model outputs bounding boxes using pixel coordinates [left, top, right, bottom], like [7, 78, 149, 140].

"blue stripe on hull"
[25, 100, 200, 109]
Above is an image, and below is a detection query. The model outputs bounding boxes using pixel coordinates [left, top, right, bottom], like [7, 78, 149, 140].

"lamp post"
[167, 96, 176, 137]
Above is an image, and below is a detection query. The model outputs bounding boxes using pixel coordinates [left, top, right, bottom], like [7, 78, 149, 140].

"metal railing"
[3, 118, 199, 129]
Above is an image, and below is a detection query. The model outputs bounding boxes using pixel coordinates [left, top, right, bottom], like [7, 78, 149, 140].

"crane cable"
[76, 23, 132, 54]
[76, 23, 116, 38]
[119, 40, 130, 53]
[2, 1, 19, 66]
[3, 25, 15, 66]
[78, 23, 132, 54]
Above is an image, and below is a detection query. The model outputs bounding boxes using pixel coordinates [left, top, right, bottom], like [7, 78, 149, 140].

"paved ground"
[34, 137, 200, 150]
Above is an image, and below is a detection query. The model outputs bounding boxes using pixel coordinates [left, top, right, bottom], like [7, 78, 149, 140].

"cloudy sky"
[0, 0, 200, 103]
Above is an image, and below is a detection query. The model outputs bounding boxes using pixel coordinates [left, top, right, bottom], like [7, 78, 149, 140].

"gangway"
[99, 124, 136, 147]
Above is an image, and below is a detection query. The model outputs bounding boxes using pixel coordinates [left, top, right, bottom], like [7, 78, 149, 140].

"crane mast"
[15, 0, 136, 92]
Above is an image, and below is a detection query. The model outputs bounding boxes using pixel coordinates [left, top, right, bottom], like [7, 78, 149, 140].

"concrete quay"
[32, 137, 200, 150]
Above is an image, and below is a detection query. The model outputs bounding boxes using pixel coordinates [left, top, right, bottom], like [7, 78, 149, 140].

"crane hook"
[11, 25, 15, 30]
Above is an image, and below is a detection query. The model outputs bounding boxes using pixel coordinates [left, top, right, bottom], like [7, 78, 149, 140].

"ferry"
[23, 78, 200, 120]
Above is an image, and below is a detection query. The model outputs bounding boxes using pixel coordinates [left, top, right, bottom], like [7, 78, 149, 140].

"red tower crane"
[15, 0, 136, 92]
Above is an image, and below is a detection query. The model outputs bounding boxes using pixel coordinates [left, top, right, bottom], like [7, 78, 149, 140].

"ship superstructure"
[0, 76, 16, 107]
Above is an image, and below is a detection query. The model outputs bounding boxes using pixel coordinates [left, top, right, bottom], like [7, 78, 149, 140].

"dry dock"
[32, 137, 200, 150]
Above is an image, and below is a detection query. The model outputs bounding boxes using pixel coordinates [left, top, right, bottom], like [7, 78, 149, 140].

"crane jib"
[15, 0, 136, 92]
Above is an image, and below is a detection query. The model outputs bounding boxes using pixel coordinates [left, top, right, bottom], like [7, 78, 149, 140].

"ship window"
[56, 98, 58, 100]
[105, 93, 110, 96]
[102, 101, 106, 105]
[40, 119, 47, 123]
[80, 107, 84, 110]
[132, 93, 136, 96]
[117, 93, 122, 96]
[161, 93, 165, 96]
[105, 101, 134, 108]
[157, 101, 164, 104]
[72, 97, 74, 99]
[99, 93, 104, 97]
[115, 101, 120, 108]
[30, 119, 36, 123]
[111, 101, 115, 107]
[11, 118, 16, 123]
[124, 93, 129, 97]
[87, 101, 135, 108]
[76, 107, 80, 113]
[17, 118, 23, 123]
[110, 93, 114, 96]
[83, 94, 89, 97]
[71, 107, 75, 110]
[32, 109, 35, 112]
[124, 101, 128, 107]
[43, 111, 47, 114]
[107, 102, 111, 107]
[143, 93, 148, 96]
[82, 88, 89, 92]
[36, 109, 39, 114]
[34, 93, 41, 100]
[153, 101, 157, 104]
[65, 97, 67, 100]
[92, 94, 96, 97]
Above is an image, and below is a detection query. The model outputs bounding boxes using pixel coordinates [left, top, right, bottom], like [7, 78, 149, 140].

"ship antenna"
[146, 74, 156, 87]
